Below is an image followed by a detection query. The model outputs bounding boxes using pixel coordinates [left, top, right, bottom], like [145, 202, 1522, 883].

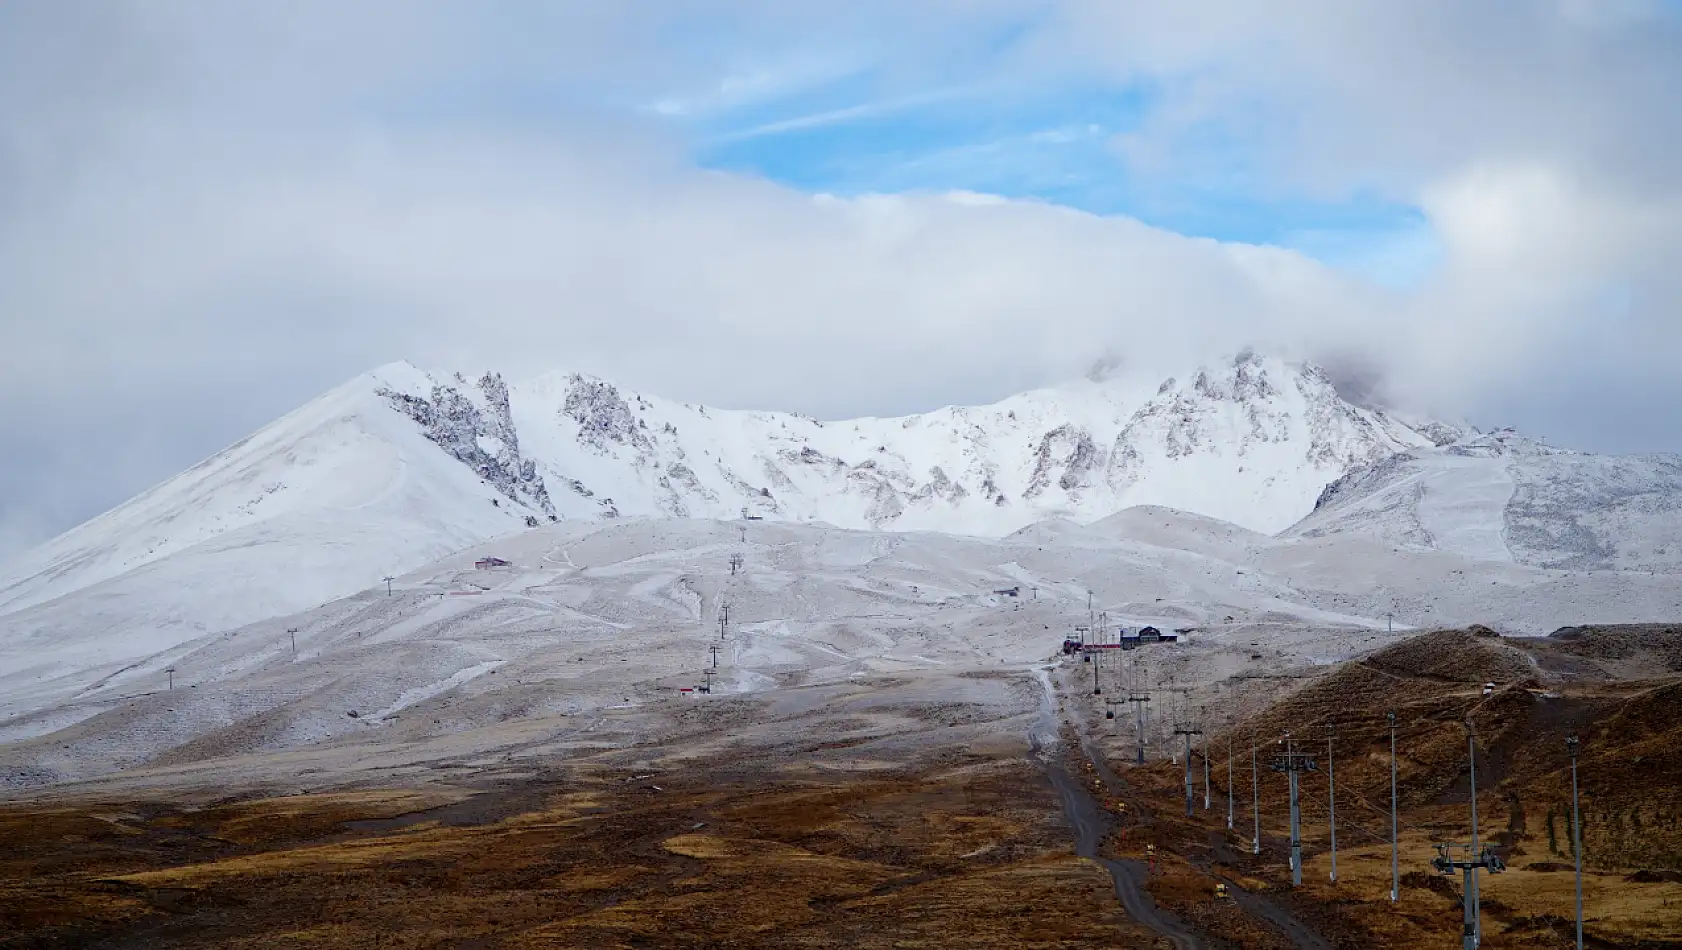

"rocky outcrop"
[563, 376, 652, 454]
[1025, 426, 1102, 498]
[379, 374, 555, 516]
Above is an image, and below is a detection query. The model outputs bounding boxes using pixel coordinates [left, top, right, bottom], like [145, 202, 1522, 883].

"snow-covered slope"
[0, 363, 543, 618]
[6, 514, 1681, 791]
[1288, 431, 1682, 571]
[0, 364, 547, 698]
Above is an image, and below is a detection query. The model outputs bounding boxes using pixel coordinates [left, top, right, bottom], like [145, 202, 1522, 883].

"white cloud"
[2, 0, 1681, 559]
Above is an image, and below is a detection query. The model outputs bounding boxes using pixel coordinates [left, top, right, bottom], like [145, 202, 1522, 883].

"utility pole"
[1271, 735, 1318, 886]
[1467, 720, 1483, 946]
[384, 575, 395, 596]
[1389, 711, 1400, 903]
[1227, 731, 1235, 831]
[1201, 705, 1212, 810]
[1431, 842, 1505, 950]
[1567, 735, 1584, 950]
[1328, 724, 1338, 883]
[1141, 684, 1150, 751]
[1251, 733, 1261, 855]
[1174, 722, 1203, 817]
[1127, 694, 1151, 764]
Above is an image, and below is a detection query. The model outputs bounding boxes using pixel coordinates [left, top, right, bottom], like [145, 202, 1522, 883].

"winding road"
[1032, 668, 1205, 950]
[1034, 665, 1333, 950]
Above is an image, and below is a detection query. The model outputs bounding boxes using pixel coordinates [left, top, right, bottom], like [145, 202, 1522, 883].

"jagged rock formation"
[483, 352, 1457, 538]
[379, 373, 555, 517]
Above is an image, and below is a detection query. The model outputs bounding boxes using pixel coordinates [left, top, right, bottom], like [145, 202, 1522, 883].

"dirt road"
[1034, 667, 1206, 950]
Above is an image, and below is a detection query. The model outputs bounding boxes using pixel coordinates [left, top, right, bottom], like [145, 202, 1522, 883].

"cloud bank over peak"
[1, 1, 1680, 560]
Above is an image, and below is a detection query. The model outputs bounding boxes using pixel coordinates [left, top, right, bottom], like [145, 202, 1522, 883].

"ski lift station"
[1062, 625, 1178, 657]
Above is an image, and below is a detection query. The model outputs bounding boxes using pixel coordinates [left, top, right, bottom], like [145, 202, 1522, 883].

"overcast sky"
[3, 1, 1681, 561]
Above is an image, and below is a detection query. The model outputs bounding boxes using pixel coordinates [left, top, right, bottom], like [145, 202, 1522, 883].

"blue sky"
[4, 1, 1682, 558]
[663, 68, 1441, 288]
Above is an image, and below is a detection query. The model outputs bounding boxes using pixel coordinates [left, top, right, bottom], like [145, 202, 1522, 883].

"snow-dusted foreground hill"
[4, 515, 1678, 791]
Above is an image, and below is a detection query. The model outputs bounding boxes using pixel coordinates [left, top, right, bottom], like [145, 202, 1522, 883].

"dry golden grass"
[1, 760, 1156, 950]
[149, 789, 465, 846]
[1299, 833, 1682, 946]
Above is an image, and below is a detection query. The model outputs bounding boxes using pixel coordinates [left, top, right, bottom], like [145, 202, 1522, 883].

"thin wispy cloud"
[704, 85, 986, 143]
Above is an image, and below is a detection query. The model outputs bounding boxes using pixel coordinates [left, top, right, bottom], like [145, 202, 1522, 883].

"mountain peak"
[7, 355, 1676, 727]
[0, 353, 1453, 628]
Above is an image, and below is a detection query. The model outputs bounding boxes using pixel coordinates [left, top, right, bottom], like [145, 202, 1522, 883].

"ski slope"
[4, 514, 1678, 791]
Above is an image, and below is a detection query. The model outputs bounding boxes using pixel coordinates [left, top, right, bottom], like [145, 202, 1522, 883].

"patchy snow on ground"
[2, 512, 1677, 792]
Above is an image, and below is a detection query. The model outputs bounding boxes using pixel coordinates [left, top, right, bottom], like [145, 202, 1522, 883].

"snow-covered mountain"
[1288, 430, 1682, 572]
[0, 351, 1454, 698]
[0, 351, 1444, 616]
[6, 351, 1682, 778]
[507, 349, 1444, 536]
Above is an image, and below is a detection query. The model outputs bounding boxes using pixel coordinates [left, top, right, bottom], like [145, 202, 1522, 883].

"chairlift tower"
[1226, 730, 1236, 831]
[1250, 732, 1262, 855]
[729, 554, 744, 576]
[1173, 723, 1203, 817]
[1465, 719, 1485, 945]
[1270, 736, 1318, 886]
[1327, 723, 1339, 882]
[1200, 705, 1212, 810]
[709, 644, 722, 670]
[1431, 843, 1505, 950]
[1389, 712, 1400, 902]
[1567, 735, 1585, 950]
[1126, 694, 1152, 764]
